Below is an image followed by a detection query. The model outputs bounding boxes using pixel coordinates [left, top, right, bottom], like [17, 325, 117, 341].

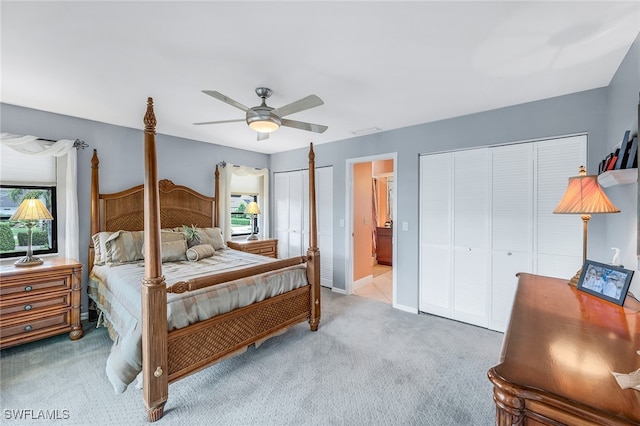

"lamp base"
[14, 255, 44, 267]
[567, 267, 582, 287]
[246, 234, 258, 241]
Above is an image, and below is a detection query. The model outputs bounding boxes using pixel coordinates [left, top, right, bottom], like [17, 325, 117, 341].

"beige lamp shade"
[10, 198, 53, 267]
[10, 198, 54, 221]
[553, 166, 620, 214]
[245, 201, 261, 215]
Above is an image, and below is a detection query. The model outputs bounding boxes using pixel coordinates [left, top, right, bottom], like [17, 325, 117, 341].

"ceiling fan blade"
[193, 118, 245, 125]
[272, 95, 323, 117]
[281, 118, 328, 134]
[257, 132, 270, 141]
[202, 90, 250, 112]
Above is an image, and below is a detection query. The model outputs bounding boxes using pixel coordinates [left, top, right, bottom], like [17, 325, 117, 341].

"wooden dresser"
[376, 227, 392, 266]
[488, 273, 640, 425]
[227, 238, 278, 259]
[0, 258, 83, 349]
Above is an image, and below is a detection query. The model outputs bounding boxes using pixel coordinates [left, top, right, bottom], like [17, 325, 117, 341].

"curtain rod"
[217, 161, 263, 170]
[37, 138, 88, 150]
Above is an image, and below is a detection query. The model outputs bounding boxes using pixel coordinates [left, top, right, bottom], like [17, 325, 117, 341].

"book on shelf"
[626, 136, 638, 169]
[614, 130, 630, 170]
[606, 151, 619, 171]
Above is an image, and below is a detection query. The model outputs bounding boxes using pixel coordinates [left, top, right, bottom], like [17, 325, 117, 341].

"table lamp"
[245, 201, 261, 241]
[553, 166, 620, 285]
[10, 198, 54, 267]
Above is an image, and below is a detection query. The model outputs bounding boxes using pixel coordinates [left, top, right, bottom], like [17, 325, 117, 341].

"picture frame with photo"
[577, 260, 634, 306]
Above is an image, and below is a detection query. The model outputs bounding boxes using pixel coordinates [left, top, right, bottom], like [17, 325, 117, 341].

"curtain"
[372, 177, 378, 255]
[1, 133, 79, 261]
[217, 163, 270, 242]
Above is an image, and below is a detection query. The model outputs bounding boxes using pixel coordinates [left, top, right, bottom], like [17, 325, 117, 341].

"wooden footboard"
[90, 98, 321, 422]
[167, 285, 311, 382]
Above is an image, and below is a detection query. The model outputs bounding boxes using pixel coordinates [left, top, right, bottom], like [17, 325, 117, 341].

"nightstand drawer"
[0, 292, 70, 318]
[0, 276, 70, 298]
[0, 310, 70, 341]
[249, 245, 276, 256]
[227, 239, 278, 259]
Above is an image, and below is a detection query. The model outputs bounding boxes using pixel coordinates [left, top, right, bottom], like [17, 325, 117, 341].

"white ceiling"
[2, 1, 639, 154]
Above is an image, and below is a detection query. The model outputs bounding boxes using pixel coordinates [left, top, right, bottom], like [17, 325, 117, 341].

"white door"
[274, 170, 303, 259]
[303, 167, 334, 288]
[419, 153, 452, 317]
[535, 135, 587, 278]
[451, 148, 489, 328]
[275, 168, 334, 288]
[490, 143, 533, 332]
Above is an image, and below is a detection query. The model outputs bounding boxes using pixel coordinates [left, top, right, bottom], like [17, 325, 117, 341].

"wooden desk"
[488, 273, 640, 425]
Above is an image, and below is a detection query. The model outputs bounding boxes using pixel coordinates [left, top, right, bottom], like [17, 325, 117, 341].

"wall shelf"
[598, 168, 638, 187]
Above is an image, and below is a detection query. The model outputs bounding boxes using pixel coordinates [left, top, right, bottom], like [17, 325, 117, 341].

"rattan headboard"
[88, 149, 219, 271]
[99, 179, 216, 232]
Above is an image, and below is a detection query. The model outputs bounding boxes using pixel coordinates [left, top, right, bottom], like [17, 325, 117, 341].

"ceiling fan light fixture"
[248, 118, 280, 133]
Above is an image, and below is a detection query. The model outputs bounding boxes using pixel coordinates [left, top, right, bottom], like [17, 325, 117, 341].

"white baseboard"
[352, 274, 373, 291]
[331, 287, 347, 295]
[393, 303, 418, 314]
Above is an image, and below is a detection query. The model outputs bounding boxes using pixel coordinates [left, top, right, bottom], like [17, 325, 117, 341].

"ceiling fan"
[194, 87, 328, 141]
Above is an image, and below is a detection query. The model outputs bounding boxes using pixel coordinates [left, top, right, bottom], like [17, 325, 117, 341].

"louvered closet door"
[535, 135, 587, 278]
[419, 153, 452, 317]
[274, 170, 304, 259]
[452, 148, 490, 327]
[490, 143, 533, 332]
[302, 167, 334, 288]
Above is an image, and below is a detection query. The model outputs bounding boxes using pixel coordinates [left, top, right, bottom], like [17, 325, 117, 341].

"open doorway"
[345, 153, 397, 306]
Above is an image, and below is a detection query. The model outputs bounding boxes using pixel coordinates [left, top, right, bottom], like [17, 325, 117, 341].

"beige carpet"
[0, 287, 503, 425]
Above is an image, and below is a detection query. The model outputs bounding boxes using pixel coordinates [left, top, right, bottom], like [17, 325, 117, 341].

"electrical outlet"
[402, 221, 408, 231]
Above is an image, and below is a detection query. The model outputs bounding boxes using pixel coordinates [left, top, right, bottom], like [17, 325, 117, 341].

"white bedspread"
[88, 248, 308, 394]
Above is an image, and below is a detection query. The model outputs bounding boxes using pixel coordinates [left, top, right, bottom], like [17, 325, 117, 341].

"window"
[230, 194, 258, 236]
[0, 185, 58, 259]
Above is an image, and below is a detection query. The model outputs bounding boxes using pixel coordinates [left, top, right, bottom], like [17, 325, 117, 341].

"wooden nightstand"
[0, 258, 83, 349]
[227, 238, 278, 258]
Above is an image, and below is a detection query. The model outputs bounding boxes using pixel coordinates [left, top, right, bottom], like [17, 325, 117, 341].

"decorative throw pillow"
[92, 231, 114, 266]
[160, 230, 186, 243]
[199, 227, 226, 251]
[186, 244, 215, 261]
[104, 230, 145, 265]
[160, 239, 188, 263]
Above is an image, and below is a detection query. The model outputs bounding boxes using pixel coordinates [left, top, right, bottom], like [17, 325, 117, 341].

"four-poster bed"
[87, 98, 321, 421]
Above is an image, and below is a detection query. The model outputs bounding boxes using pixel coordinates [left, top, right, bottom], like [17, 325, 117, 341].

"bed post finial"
[144, 97, 157, 134]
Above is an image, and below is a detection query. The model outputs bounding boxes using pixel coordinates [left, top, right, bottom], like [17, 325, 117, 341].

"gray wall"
[603, 33, 640, 291]
[0, 103, 270, 312]
[1, 33, 638, 314]
[271, 33, 640, 307]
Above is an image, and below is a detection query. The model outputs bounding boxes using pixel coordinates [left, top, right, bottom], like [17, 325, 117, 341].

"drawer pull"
[24, 325, 32, 332]
[24, 285, 33, 292]
[24, 304, 32, 311]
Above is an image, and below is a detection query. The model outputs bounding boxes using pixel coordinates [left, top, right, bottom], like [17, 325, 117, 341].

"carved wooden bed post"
[141, 98, 168, 421]
[214, 165, 220, 228]
[89, 150, 100, 272]
[307, 143, 321, 331]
